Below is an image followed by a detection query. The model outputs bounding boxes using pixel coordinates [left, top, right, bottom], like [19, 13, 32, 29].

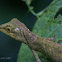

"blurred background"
[0, 0, 55, 62]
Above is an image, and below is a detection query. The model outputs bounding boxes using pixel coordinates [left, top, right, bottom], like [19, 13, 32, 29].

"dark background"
[0, 0, 53, 62]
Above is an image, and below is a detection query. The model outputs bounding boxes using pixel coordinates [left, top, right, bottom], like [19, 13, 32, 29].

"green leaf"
[32, 0, 62, 42]
[55, 14, 62, 23]
[17, 0, 62, 62]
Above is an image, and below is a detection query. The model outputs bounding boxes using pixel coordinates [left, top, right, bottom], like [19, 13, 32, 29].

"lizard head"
[0, 18, 27, 43]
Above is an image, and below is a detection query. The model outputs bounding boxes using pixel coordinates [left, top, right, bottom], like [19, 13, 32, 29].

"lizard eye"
[5, 25, 12, 32]
[6, 27, 11, 32]
[7, 28, 11, 31]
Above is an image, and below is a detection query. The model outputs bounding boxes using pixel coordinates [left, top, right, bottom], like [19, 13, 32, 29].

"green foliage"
[17, 0, 62, 62]
[32, 0, 62, 42]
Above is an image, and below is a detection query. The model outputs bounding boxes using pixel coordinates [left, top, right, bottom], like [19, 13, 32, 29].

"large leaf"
[32, 0, 62, 42]
[17, 0, 62, 62]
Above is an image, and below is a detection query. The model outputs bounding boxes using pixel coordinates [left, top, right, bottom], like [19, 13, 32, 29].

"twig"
[32, 49, 41, 62]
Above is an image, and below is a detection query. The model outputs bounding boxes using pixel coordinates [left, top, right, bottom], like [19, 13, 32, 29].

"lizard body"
[0, 18, 62, 62]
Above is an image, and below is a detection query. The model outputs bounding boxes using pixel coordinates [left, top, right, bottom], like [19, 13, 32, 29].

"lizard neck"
[23, 28, 41, 49]
[23, 29, 36, 43]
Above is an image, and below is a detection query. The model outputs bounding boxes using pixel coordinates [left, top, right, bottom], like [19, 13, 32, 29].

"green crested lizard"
[0, 18, 62, 62]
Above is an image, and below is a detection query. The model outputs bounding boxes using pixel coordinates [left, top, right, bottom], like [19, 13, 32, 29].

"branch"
[32, 50, 41, 62]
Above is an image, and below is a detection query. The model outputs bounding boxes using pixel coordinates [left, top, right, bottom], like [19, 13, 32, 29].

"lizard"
[0, 18, 62, 62]
[0, 18, 41, 62]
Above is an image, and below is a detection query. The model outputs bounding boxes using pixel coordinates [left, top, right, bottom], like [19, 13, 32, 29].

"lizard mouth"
[9, 33, 16, 38]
